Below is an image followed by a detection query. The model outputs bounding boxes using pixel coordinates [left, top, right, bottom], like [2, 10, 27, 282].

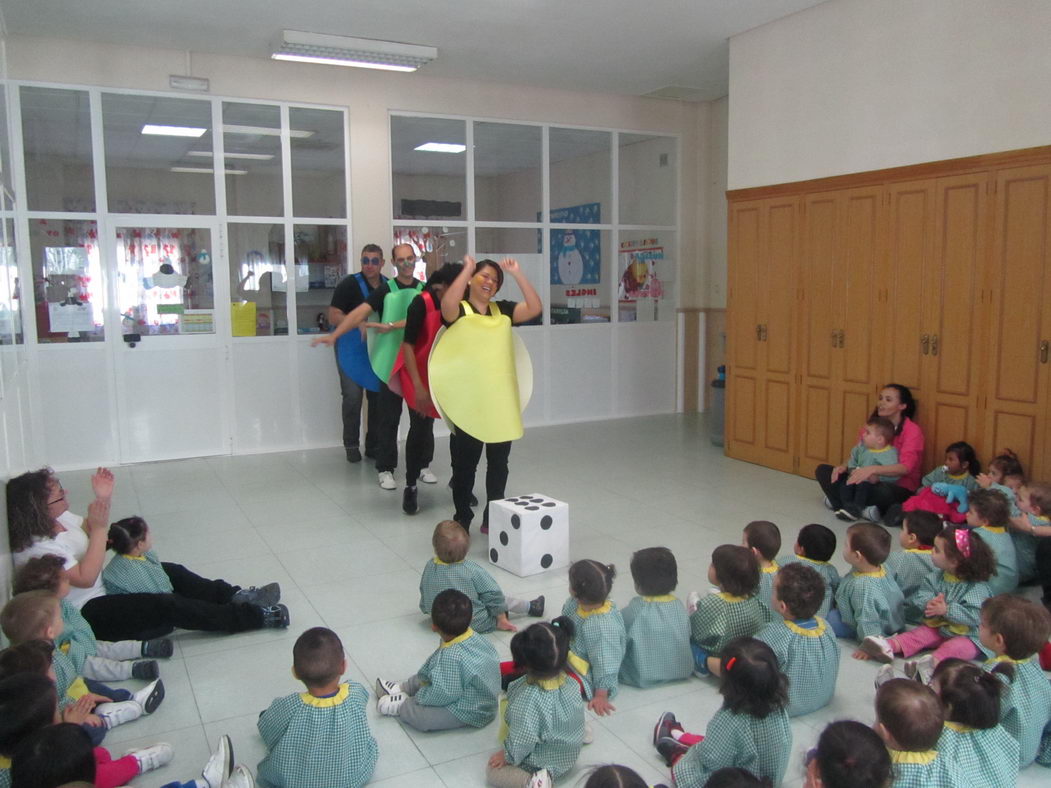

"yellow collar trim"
[527, 673, 567, 690]
[0, 755, 9, 769]
[796, 555, 830, 565]
[125, 553, 148, 561]
[905, 548, 933, 554]
[785, 618, 827, 637]
[888, 749, 938, 765]
[943, 572, 961, 583]
[985, 654, 1030, 666]
[947, 471, 969, 480]
[980, 525, 1007, 534]
[642, 595, 676, 602]
[441, 628, 475, 648]
[715, 591, 750, 602]
[853, 567, 887, 578]
[433, 556, 462, 566]
[761, 562, 779, 574]
[1032, 515, 1050, 524]
[869, 445, 893, 454]
[577, 601, 612, 618]
[300, 683, 350, 708]
[944, 721, 976, 734]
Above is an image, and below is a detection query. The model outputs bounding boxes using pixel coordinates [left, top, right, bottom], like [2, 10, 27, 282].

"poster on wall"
[618, 239, 664, 301]
[543, 203, 601, 285]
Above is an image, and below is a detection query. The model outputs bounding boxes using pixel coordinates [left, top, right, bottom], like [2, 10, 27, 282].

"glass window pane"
[475, 227, 544, 325]
[290, 108, 345, 218]
[0, 216, 23, 344]
[115, 226, 214, 335]
[619, 134, 677, 225]
[618, 231, 676, 322]
[21, 87, 95, 212]
[391, 116, 466, 221]
[0, 86, 13, 194]
[223, 103, 283, 217]
[293, 224, 348, 334]
[29, 218, 104, 342]
[103, 93, 215, 214]
[392, 226, 459, 282]
[549, 128, 610, 225]
[550, 229, 611, 324]
[229, 223, 286, 336]
[474, 122, 540, 222]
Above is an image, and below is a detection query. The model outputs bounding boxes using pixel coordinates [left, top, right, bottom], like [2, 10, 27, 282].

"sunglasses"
[361, 256, 382, 265]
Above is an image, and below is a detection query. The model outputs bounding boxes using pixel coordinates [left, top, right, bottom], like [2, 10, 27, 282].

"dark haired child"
[560, 560, 626, 716]
[102, 516, 289, 631]
[834, 417, 901, 521]
[14, 555, 170, 682]
[873, 679, 965, 787]
[1010, 481, 1051, 585]
[966, 488, 1018, 594]
[487, 618, 585, 788]
[652, 638, 791, 787]
[930, 658, 1020, 786]
[742, 521, 780, 614]
[897, 441, 981, 525]
[582, 764, 658, 788]
[860, 525, 994, 675]
[376, 589, 500, 731]
[885, 511, 939, 625]
[977, 449, 1025, 517]
[828, 522, 905, 641]
[257, 627, 377, 788]
[686, 546, 768, 678]
[618, 547, 692, 688]
[776, 524, 839, 619]
[803, 720, 891, 788]
[702, 768, 769, 788]
[978, 595, 1051, 768]
[756, 563, 839, 716]
[420, 520, 543, 633]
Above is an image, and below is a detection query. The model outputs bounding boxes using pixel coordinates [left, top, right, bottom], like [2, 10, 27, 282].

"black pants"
[375, 383, 404, 473]
[815, 463, 911, 515]
[405, 408, 435, 486]
[1036, 537, 1051, 604]
[450, 427, 511, 529]
[336, 348, 379, 455]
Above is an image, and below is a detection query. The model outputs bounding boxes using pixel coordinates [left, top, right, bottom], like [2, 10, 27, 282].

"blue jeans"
[826, 608, 856, 639]
[691, 642, 710, 674]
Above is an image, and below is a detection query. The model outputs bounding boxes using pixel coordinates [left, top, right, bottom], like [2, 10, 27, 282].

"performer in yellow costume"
[431, 256, 542, 533]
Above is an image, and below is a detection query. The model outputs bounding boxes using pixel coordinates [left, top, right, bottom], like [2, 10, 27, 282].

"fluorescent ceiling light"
[186, 151, 274, 161]
[142, 124, 207, 138]
[271, 30, 436, 73]
[223, 124, 313, 139]
[170, 166, 247, 175]
[414, 142, 466, 153]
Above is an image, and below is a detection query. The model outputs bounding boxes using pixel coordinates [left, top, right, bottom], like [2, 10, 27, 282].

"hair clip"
[725, 656, 737, 671]
[954, 528, 972, 558]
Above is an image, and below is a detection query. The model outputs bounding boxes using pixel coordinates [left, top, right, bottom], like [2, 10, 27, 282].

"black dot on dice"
[490, 548, 499, 562]
[526, 505, 539, 510]
[540, 515, 553, 530]
[530, 498, 544, 503]
[542, 501, 556, 507]
[540, 554, 553, 568]
[500, 531, 509, 546]
[515, 501, 528, 507]
[511, 514, 521, 529]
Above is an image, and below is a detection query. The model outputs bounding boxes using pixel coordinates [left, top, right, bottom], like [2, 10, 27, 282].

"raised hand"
[91, 467, 115, 501]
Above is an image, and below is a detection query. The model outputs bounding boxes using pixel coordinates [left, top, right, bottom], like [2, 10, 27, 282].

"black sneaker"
[403, 485, 419, 515]
[656, 736, 689, 767]
[131, 660, 159, 680]
[346, 447, 362, 463]
[232, 583, 281, 607]
[528, 596, 545, 617]
[884, 503, 905, 528]
[141, 638, 173, 658]
[261, 604, 290, 629]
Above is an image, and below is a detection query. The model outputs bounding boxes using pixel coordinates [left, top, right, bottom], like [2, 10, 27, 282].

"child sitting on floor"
[257, 627, 377, 788]
[619, 547, 692, 688]
[873, 678, 966, 786]
[777, 523, 839, 619]
[966, 488, 1018, 594]
[743, 521, 781, 614]
[834, 417, 900, 522]
[896, 440, 981, 525]
[885, 510, 939, 625]
[420, 520, 544, 633]
[687, 545, 768, 678]
[977, 449, 1025, 517]
[804, 721, 891, 788]
[756, 562, 839, 717]
[1009, 481, 1051, 585]
[376, 588, 500, 731]
[828, 522, 905, 642]
[652, 637, 791, 788]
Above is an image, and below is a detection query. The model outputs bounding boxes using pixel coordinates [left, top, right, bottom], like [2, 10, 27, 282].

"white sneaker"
[378, 471, 396, 490]
[905, 655, 934, 685]
[129, 742, 174, 773]
[823, 495, 833, 510]
[862, 505, 881, 522]
[375, 677, 401, 697]
[96, 699, 143, 728]
[223, 765, 256, 788]
[132, 677, 166, 714]
[420, 467, 438, 484]
[378, 692, 406, 715]
[201, 734, 234, 788]
[582, 721, 594, 745]
[528, 769, 552, 788]
[686, 590, 701, 614]
[859, 636, 894, 664]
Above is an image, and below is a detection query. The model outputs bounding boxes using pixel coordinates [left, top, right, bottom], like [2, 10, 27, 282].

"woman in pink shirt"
[815, 384, 925, 523]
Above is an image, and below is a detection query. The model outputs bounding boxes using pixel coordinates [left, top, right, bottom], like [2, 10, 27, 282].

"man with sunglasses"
[328, 244, 387, 463]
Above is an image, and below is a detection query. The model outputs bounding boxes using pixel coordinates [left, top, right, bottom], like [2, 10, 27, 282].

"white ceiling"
[3, 0, 828, 100]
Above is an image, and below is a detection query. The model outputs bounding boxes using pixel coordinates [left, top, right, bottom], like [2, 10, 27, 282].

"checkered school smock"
[419, 558, 507, 633]
[777, 554, 840, 618]
[689, 592, 769, 657]
[0, 762, 10, 788]
[101, 550, 174, 595]
[502, 673, 585, 779]
[756, 617, 838, 717]
[58, 598, 98, 673]
[989, 483, 1021, 517]
[975, 525, 1018, 595]
[833, 567, 905, 640]
[560, 598, 626, 698]
[757, 563, 779, 615]
[985, 654, 1051, 768]
[937, 721, 1019, 788]
[671, 706, 792, 788]
[886, 549, 935, 625]
[1012, 513, 1047, 583]
[51, 645, 89, 710]
[256, 682, 378, 788]
[913, 570, 989, 643]
[921, 467, 979, 490]
[618, 595, 692, 688]
[886, 748, 970, 788]
[413, 628, 501, 727]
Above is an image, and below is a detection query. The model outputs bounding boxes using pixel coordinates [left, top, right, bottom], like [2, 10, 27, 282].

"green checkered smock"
[914, 571, 988, 642]
[756, 617, 838, 717]
[671, 705, 792, 788]
[985, 654, 1051, 767]
[0, 764, 10, 788]
[937, 721, 1018, 788]
[413, 628, 501, 727]
[1012, 513, 1046, 583]
[689, 592, 769, 657]
[921, 467, 979, 490]
[502, 673, 585, 779]
[886, 748, 970, 788]
[419, 558, 507, 633]
[560, 598, 626, 698]
[777, 554, 839, 618]
[988, 483, 1021, 517]
[256, 681, 378, 788]
[58, 598, 98, 673]
[102, 550, 174, 595]
[975, 526, 1018, 595]
[50, 645, 89, 710]
[618, 595, 693, 688]
[757, 563, 779, 615]
[849, 443, 900, 482]
[886, 549, 935, 625]
[833, 568, 905, 640]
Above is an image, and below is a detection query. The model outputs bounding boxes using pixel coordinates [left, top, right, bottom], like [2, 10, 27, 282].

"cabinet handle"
[931, 334, 939, 356]
[831, 330, 838, 348]
[756, 324, 763, 341]
[760, 324, 768, 342]
[921, 334, 929, 355]
[838, 329, 846, 348]
[1041, 340, 1049, 363]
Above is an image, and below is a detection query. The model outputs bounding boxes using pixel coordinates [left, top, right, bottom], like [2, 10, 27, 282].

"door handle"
[1041, 340, 1049, 363]
[921, 334, 929, 355]
[831, 330, 838, 348]
[759, 324, 768, 342]
[757, 324, 763, 341]
[931, 334, 939, 356]
[837, 329, 845, 348]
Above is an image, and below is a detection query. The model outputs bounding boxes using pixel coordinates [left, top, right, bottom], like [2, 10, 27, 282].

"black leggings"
[449, 427, 511, 529]
[1036, 537, 1051, 604]
[815, 463, 912, 515]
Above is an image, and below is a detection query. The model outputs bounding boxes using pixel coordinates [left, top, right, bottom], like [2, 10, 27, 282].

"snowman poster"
[545, 204, 601, 285]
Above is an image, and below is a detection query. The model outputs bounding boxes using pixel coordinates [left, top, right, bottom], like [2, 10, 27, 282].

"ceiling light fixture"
[171, 166, 247, 175]
[271, 30, 436, 73]
[414, 142, 467, 153]
[186, 151, 275, 161]
[142, 124, 207, 138]
[222, 124, 313, 139]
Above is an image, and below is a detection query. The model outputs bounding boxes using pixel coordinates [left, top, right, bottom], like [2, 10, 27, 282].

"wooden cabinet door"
[727, 200, 765, 463]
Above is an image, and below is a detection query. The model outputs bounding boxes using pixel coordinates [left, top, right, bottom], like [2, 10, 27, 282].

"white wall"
[705, 97, 728, 308]
[728, 0, 1051, 189]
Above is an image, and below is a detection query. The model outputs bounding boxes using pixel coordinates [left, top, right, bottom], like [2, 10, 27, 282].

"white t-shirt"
[13, 510, 106, 608]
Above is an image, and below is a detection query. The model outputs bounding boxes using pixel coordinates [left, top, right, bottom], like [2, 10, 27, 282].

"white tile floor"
[53, 414, 1049, 787]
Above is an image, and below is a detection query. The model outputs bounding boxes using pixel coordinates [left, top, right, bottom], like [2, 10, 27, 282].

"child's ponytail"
[510, 618, 573, 679]
[106, 516, 148, 555]
[931, 658, 1003, 729]
[718, 637, 788, 719]
[569, 560, 616, 605]
[937, 525, 995, 582]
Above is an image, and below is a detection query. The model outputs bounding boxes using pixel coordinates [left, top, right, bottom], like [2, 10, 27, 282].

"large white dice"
[488, 494, 569, 577]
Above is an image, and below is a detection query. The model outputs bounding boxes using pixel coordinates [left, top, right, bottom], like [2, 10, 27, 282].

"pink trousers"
[890, 625, 980, 663]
